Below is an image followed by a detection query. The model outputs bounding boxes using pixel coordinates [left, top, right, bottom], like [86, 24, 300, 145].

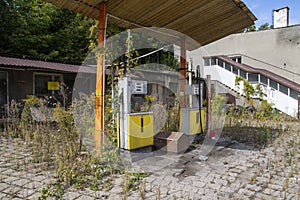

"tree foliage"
[0, 0, 98, 63]
[258, 23, 271, 31]
[240, 22, 273, 33]
[0, 0, 178, 69]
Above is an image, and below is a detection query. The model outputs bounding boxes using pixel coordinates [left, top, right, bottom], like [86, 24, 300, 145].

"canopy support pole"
[95, 2, 107, 156]
[179, 37, 186, 108]
[178, 38, 186, 130]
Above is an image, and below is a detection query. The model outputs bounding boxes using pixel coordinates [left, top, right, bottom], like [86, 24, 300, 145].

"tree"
[258, 23, 270, 31]
[239, 24, 256, 33]
[0, 0, 97, 63]
[0, 0, 178, 67]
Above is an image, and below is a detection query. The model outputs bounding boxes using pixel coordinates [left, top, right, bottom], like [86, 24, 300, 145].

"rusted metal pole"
[179, 37, 186, 108]
[178, 38, 186, 131]
[95, 2, 107, 155]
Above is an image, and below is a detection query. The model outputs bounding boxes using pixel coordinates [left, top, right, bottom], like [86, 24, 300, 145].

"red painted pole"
[178, 38, 186, 131]
[179, 37, 186, 108]
[95, 2, 106, 155]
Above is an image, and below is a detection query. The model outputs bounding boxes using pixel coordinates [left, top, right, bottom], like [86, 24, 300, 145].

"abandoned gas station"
[38, 0, 257, 153]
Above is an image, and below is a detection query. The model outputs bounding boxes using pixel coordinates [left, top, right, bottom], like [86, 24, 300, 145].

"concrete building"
[192, 24, 300, 84]
[190, 25, 300, 116]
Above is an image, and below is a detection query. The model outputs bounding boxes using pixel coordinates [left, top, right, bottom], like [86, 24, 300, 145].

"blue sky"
[242, 0, 300, 28]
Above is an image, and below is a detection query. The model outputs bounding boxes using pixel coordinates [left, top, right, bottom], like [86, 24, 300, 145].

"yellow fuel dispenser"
[117, 77, 154, 150]
[180, 63, 206, 135]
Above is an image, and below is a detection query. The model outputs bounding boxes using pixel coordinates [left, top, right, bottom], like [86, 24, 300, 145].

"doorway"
[0, 72, 8, 116]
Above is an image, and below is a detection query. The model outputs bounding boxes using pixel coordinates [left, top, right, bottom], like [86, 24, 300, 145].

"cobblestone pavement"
[0, 127, 299, 199]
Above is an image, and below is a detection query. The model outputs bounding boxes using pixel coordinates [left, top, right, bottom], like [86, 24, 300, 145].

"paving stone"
[78, 188, 96, 196]
[2, 186, 21, 195]
[255, 192, 272, 200]
[31, 175, 47, 182]
[269, 183, 283, 191]
[215, 191, 231, 199]
[76, 194, 95, 200]
[127, 193, 139, 200]
[220, 185, 237, 194]
[256, 177, 269, 183]
[237, 188, 255, 197]
[24, 181, 43, 190]
[229, 168, 243, 174]
[3, 176, 19, 183]
[198, 188, 218, 200]
[12, 178, 30, 186]
[1, 168, 17, 175]
[62, 191, 82, 199]
[214, 179, 228, 187]
[245, 184, 262, 192]
[27, 192, 41, 200]
[272, 190, 281, 197]
[16, 189, 35, 199]
[1, 129, 299, 200]
[286, 193, 296, 200]
[0, 192, 7, 199]
[222, 175, 236, 183]
[0, 182, 10, 192]
[207, 182, 222, 191]
[41, 177, 56, 185]
[228, 172, 239, 178]
[191, 180, 206, 188]
[94, 190, 109, 199]
[262, 188, 274, 195]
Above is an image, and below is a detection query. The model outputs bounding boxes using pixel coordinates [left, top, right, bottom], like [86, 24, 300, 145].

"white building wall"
[204, 65, 298, 117]
[192, 25, 300, 84]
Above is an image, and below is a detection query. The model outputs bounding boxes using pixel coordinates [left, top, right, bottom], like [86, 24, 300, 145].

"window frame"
[33, 72, 63, 96]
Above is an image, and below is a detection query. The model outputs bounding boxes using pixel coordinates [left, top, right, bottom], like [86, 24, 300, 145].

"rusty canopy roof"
[0, 56, 95, 74]
[42, 0, 256, 50]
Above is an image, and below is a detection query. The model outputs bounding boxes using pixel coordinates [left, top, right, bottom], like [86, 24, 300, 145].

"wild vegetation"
[0, 79, 299, 198]
[0, 90, 150, 198]
[218, 77, 298, 149]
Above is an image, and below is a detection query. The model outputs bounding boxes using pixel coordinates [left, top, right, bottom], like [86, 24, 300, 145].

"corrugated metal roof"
[216, 55, 300, 93]
[0, 56, 96, 74]
[42, 0, 256, 50]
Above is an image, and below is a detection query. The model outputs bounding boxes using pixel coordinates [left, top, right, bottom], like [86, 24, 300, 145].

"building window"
[237, 57, 242, 64]
[232, 66, 238, 75]
[34, 73, 63, 96]
[204, 58, 210, 66]
[211, 58, 216, 65]
[269, 79, 278, 90]
[260, 75, 268, 85]
[217, 59, 224, 68]
[230, 56, 242, 64]
[239, 70, 247, 79]
[248, 73, 258, 82]
[290, 89, 299, 100]
[225, 63, 231, 71]
[279, 84, 288, 95]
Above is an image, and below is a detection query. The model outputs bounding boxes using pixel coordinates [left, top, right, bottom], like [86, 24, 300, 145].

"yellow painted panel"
[128, 114, 154, 150]
[48, 82, 60, 90]
[117, 115, 120, 148]
[189, 110, 205, 135]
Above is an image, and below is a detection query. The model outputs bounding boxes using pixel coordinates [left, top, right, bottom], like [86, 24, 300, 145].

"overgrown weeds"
[0, 94, 129, 198]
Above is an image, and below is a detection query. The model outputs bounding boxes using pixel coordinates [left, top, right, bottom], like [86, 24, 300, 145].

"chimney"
[273, 7, 289, 28]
